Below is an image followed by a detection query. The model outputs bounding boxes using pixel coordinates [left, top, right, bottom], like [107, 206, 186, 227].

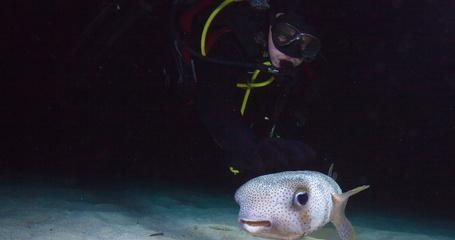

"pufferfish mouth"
[239, 219, 272, 227]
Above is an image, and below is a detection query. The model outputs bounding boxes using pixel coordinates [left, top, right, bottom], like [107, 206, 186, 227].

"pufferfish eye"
[294, 192, 309, 206]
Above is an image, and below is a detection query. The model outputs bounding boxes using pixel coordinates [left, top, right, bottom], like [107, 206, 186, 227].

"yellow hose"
[201, 0, 243, 56]
[199, 1, 276, 117]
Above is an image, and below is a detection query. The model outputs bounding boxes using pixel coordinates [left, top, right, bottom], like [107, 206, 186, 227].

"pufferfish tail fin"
[330, 185, 369, 240]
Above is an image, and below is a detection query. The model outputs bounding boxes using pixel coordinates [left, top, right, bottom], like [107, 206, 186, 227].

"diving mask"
[271, 13, 321, 62]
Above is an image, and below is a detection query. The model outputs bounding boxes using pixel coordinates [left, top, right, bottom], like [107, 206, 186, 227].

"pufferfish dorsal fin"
[327, 163, 338, 180]
[330, 185, 369, 240]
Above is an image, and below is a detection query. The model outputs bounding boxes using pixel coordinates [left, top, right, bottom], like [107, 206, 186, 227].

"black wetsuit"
[193, 1, 316, 177]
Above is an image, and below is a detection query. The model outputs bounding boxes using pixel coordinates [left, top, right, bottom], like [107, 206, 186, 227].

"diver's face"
[268, 26, 304, 68]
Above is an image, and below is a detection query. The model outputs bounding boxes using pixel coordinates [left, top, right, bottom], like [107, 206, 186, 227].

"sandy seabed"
[0, 181, 453, 240]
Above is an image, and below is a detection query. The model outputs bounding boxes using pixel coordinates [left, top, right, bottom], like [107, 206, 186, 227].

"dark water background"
[2, 0, 454, 220]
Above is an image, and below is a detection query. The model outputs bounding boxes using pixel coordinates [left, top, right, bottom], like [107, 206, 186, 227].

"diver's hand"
[257, 138, 316, 171]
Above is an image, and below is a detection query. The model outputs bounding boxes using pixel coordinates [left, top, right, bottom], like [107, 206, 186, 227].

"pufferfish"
[235, 171, 369, 240]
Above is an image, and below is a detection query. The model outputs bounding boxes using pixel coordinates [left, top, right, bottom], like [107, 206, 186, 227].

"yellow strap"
[236, 77, 274, 88]
[238, 62, 275, 116]
[229, 166, 240, 175]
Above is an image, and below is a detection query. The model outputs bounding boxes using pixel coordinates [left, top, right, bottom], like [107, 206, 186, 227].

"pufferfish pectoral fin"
[302, 237, 327, 240]
[330, 185, 370, 240]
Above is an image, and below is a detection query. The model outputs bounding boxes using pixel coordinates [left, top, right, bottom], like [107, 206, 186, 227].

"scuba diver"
[171, 0, 322, 179]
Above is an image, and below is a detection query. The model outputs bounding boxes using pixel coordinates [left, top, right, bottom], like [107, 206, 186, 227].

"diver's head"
[268, 10, 321, 68]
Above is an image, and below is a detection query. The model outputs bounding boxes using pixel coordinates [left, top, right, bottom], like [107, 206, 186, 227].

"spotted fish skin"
[235, 171, 368, 240]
